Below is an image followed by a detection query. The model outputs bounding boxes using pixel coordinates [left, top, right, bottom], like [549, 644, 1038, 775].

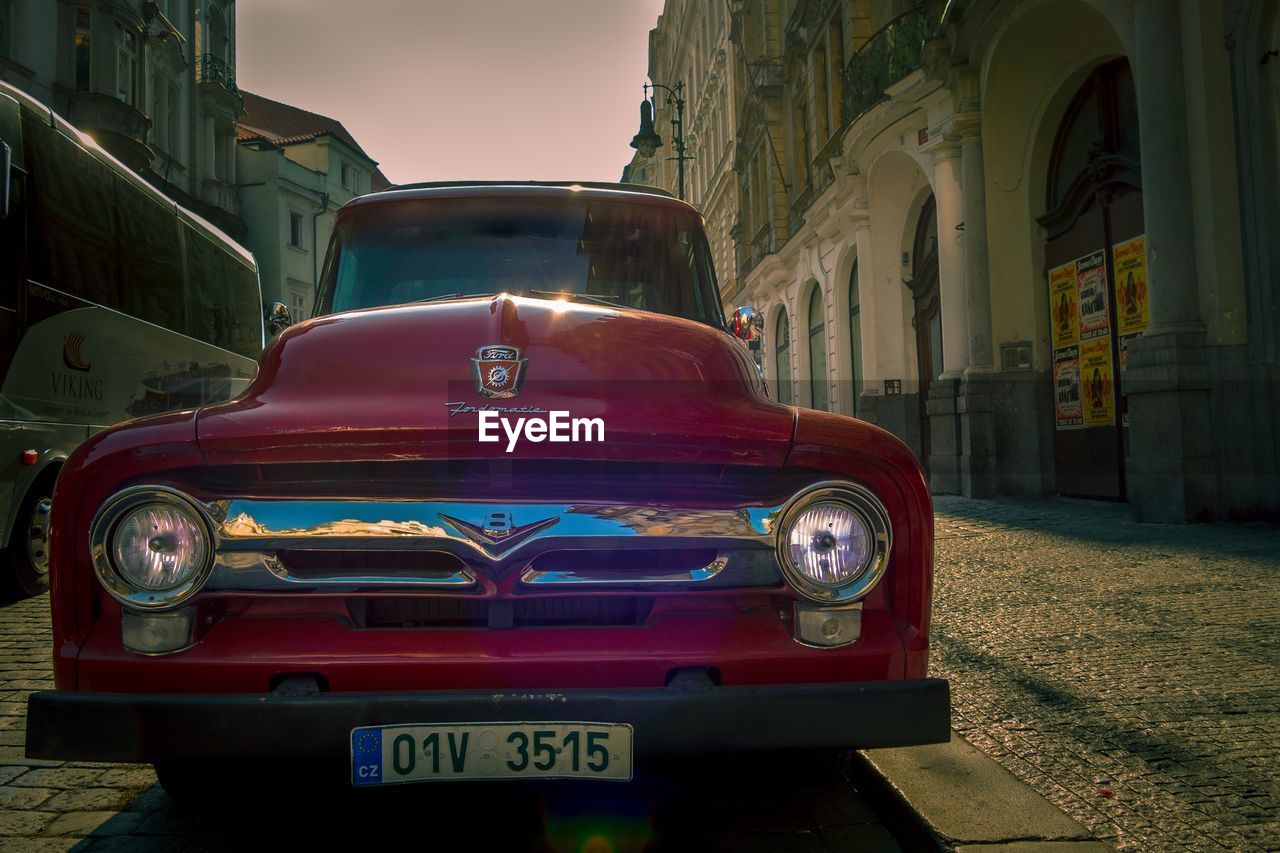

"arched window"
[207, 4, 229, 64]
[808, 288, 828, 410]
[774, 311, 792, 404]
[848, 260, 862, 416]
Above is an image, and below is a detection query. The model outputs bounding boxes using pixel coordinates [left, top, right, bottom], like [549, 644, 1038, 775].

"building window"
[792, 100, 809, 191]
[74, 7, 91, 92]
[289, 284, 309, 321]
[825, 18, 844, 140]
[848, 260, 862, 416]
[774, 311, 792, 405]
[288, 211, 304, 249]
[808, 288, 828, 410]
[755, 150, 768, 234]
[815, 43, 829, 143]
[114, 23, 138, 106]
[341, 161, 357, 191]
[151, 76, 180, 155]
[207, 4, 228, 64]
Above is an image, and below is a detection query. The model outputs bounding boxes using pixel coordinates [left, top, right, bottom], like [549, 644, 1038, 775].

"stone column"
[924, 141, 967, 493]
[958, 139, 992, 370]
[1124, 0, 1213, 520]
[930, 142, 970, 379]
[851, 216, 877, 418]
[1133, 0, 1201, 334]
[956, 100, 997, 497]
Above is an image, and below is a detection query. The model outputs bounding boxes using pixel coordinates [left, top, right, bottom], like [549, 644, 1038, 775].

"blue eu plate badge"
[351, 728, 383, 786]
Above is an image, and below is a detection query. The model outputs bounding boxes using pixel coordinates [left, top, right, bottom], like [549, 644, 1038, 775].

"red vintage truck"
[26, 182, 948, 795]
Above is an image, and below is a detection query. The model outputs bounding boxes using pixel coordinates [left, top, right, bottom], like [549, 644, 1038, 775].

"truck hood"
[197, 294, 795, 466]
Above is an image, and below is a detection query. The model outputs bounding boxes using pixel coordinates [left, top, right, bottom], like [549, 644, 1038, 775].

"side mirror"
[730, 306, 762, 347]
[265, 302, 293, 336]
[1, 141, 11, 219]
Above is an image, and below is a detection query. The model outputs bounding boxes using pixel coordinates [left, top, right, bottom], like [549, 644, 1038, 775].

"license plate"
[350, 722, 633, 786]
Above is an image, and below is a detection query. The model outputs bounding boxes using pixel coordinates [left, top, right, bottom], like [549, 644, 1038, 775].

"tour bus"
[0, 82, 264, 597]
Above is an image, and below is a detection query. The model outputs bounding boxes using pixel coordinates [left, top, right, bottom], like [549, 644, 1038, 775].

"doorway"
[1038, 59, 1144, 500]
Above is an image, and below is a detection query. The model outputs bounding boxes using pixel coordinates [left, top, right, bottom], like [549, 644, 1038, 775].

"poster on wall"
[1118, 332, 1142, 373]
[1076, 250, 1110, 340]
[1053, 347, 1083, 430]
[1080, 337, 1115, 426]
[1049, 262, 1079, 350]
[1113, 234, 1149, 336]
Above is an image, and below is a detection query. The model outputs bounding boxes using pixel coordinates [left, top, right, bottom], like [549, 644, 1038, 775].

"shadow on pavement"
[933, 494, 1280, 554]
[66, 753, 887, 851]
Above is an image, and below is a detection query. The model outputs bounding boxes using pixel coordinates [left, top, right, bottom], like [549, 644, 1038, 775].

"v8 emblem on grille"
[482, 511, 514, 538]
[439, 511, 558, 555]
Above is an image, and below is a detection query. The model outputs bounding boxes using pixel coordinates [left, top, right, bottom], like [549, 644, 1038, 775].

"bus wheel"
[7, 485, 53, 597]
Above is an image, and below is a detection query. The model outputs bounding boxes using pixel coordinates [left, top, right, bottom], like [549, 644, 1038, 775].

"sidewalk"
[931, 496, 1280, 851]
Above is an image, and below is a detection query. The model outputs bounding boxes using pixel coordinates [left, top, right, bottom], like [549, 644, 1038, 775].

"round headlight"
[112, 503, 209, 591]
[785, 502, 873, 587]
[776, 482, 891, 603]
[90, 487, 215, 609]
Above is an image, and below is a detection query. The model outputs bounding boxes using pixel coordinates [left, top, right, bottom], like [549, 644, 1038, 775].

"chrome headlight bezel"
[774, 481, 892, 603]
[90, 486, 216, 610]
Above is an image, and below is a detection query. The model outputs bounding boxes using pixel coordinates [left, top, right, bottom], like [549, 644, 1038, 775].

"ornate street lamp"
[630, 81, 690, 201]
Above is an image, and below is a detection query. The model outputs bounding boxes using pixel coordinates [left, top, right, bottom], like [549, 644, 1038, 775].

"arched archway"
[978, 0, 1130, 496]
[1037, 58, 1143, 500]
[865, 148, 935, 460]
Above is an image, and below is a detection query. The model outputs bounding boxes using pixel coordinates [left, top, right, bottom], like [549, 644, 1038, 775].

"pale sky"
[237, 0, 668, 187]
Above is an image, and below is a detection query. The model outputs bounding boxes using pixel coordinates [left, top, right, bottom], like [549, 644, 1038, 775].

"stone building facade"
[631, 0, 1280, 521]
[236, 92, 390, 322]
[0, 0, 245, 236]
[638, 0, 743, 307]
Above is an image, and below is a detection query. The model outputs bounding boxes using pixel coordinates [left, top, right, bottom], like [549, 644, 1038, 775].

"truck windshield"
[315, 195, 724, 328]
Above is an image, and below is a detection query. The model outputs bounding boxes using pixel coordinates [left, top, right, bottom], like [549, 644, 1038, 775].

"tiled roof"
[238, 91, 392, 189]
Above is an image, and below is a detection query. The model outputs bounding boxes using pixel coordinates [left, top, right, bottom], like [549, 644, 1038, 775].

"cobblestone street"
[932, 496, 1280, 851]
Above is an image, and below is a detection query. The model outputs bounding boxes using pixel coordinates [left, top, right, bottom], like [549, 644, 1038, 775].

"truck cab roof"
[339, 181, 693, 218]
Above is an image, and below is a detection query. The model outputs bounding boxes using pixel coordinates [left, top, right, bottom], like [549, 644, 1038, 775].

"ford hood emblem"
[472, 345, 527, 399]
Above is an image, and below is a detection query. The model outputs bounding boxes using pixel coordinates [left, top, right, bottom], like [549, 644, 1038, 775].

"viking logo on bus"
[62, 332, 91, 372]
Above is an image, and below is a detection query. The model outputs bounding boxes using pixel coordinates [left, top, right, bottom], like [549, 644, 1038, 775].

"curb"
[848, 731, 1113, 852]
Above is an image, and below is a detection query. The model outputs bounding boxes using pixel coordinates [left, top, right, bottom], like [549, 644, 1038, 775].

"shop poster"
[1075, 250, 1110, 340]
[1080, 336, 1115, 426]
[1049, 262, 1079, 350]
[1113, 235, 1149, 336]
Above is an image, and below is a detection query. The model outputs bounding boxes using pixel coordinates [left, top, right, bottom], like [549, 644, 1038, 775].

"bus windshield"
[316, 196, 724, 328]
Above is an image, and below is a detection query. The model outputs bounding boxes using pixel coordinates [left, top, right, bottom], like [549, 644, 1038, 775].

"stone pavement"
[0, 598, 897, 850]
[932, 495, 1280, 851]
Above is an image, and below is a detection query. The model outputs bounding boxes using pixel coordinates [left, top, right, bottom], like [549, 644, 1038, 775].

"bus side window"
[227, 262, 263, 357]
[0, 167, 23, 311]
[182, 222, 260, 359]
[184, 223, 231, 351]
[23, 115, 122, 309]
[116, 174, 184, 332]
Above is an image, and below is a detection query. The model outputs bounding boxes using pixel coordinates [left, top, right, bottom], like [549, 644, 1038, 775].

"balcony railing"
[198, 54, 238, 92]
[841, 7, 928, 126]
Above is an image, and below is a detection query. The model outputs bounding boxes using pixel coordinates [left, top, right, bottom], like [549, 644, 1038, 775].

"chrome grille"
[203, 497, 785, 594]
